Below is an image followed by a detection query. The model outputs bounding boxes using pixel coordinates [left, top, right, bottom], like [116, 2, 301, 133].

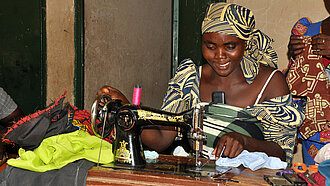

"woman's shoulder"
[255, 65, 290, 100]
[257, 65, 285, 81]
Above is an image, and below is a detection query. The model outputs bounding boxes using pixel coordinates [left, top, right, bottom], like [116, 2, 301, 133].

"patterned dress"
[161, 59, 304, 164]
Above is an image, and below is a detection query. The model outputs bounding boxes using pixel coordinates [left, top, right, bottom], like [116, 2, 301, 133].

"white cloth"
[173, 146, 190, 157]
[314, 143, 330, 164]
[144, 150, 159, 160]
[209, 149, 288, 171]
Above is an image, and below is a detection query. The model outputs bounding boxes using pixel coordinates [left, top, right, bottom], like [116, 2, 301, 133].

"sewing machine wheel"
[91, 94, 115, 138]
[116, 108, 136, 131]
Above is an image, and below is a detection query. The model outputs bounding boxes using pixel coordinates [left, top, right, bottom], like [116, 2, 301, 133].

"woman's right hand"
[97, 85, 130, 105]
[288, 35, 306, 60]
[212, 132, 247, 160]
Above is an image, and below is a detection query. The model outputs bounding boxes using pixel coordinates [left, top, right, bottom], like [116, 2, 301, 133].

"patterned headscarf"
[202, 3, 278, 83]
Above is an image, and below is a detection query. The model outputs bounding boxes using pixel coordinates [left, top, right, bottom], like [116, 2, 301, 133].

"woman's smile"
[215, 61, 230, 70]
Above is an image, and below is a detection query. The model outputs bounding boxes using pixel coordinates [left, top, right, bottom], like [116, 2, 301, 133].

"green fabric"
[203, 103, 263, 150]
[7, 130, 114, 172]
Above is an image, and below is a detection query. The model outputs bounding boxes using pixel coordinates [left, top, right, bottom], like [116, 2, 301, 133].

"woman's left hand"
[211, 132, 247, 160]
[312, 34, 330, 58]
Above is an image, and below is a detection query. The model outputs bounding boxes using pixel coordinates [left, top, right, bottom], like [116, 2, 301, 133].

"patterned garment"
[286, 37, 330, 139]
[201, 3, 278, 84]
[161, 59, 304, 163]
[285, 17, 330, 165]
[202, 103, 264, 157]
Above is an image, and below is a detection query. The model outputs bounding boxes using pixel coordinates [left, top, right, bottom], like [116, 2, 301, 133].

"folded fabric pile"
[0, 91, 114, 185]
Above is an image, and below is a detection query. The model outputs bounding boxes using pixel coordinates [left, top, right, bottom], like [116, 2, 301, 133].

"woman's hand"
[211, 132, 247, 160]
[288, 35, 306, 59]
[211, 131, 286, 161]
[312, 34, 330, 58]
[97, 85, 130, 105]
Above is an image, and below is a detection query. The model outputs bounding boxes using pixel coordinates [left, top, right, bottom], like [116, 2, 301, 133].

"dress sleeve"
[161, 59, 200, 113]
[0, 87, 18, 120]
[245, 94, 305, 164]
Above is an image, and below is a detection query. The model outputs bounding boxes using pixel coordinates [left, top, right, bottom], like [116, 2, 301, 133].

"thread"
[132, 84, 141, 105]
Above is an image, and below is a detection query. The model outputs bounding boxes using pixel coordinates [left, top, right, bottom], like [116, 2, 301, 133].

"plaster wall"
[84, 0, 172, 109]
[46, 0, 75, 104]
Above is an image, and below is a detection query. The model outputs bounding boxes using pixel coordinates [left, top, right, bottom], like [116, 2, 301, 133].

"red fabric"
[71, 105, 115, 144]
[286, 36, 330, 139]
[298, 172, 325, 186]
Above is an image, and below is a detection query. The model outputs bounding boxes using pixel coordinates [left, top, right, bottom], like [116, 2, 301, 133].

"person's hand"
[97, 85, 130, 105]
[312, 34, 330, 58]
[211, 132, 247, 160]
[288, 35, 306, 59]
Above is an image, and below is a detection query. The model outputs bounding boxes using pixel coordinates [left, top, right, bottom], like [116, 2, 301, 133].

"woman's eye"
[207, 45, 216, 50]
[226, 45, 236, 50]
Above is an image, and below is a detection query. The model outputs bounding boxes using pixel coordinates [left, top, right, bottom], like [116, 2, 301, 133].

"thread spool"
[132, 85, 141, 105]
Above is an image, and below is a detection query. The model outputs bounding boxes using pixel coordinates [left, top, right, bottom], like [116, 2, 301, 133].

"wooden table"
[87, 155, 280, 185]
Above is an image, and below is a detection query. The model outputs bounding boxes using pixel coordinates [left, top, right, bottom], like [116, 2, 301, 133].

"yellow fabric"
[7, 130, 114, 172]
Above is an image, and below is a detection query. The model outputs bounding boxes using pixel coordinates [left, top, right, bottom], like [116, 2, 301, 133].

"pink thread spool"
[132, 85, 142, 105]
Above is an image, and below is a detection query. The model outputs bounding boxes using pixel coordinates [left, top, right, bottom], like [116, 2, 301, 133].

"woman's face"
[202, 32, 246, 77]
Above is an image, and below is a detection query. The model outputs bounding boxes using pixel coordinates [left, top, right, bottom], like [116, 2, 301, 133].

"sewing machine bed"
[102, 156, 231, 178]
[87, 154, 280, 185]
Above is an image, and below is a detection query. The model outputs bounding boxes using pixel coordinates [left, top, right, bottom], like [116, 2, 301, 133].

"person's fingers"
[292, 48, 305, 56]
[212, 139, 225, 160]
[289, 37, 304, 45]
[233, 143, 243, 157]
[288, 36, 306, 58]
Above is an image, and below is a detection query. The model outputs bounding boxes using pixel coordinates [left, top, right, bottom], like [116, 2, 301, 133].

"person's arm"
[0, 107, 24, 159]
[212, 132, 286, 161]
[140, 127, 177, 152]
[0, 107, 24, 128]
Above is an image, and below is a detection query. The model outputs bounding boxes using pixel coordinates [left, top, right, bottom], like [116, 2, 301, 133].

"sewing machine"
[90, 94, 207, 168]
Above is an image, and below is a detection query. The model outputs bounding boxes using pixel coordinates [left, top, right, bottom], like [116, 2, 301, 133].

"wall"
[228, 0, 329, 70]
[46, 0, 75, 104]
[84, 0, 172, 109]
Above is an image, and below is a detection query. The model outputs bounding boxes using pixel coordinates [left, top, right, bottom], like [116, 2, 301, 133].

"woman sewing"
[98, 3, 304, 164]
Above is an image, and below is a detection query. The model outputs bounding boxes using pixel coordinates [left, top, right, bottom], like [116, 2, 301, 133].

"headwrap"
[201, 3, 278, 83]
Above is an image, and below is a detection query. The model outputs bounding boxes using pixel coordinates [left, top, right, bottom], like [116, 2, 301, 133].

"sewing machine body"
[91, 95, 207, 168]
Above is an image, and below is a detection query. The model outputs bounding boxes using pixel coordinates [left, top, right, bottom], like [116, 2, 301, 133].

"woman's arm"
[140, 128, 177, 152]
[262, 69, 290, 101]
[212, 132, 286, 161]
